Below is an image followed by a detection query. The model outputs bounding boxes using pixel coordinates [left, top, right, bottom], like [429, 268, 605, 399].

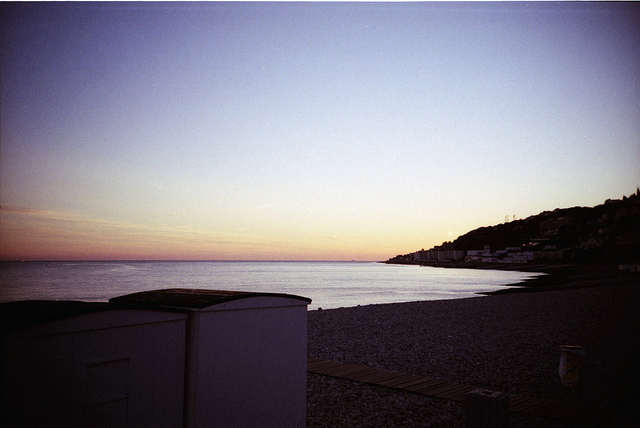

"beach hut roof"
[0, 300, 113, 336]
[109, 288, 312, 309]
[1, 289, 311, 335]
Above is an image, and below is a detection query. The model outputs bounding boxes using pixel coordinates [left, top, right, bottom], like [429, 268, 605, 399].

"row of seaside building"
[398, 243, 566, 264]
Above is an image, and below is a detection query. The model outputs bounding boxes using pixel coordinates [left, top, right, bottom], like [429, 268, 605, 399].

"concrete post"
[465, 388, 508, 428]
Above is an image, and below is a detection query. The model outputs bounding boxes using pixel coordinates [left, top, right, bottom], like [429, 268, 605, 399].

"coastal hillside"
[388, 189, 640, 265]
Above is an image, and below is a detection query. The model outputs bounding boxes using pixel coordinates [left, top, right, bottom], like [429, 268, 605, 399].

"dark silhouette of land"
[387, 190, 640, 268]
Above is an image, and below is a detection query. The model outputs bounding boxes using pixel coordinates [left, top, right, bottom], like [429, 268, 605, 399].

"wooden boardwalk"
[308, 358, 617, 426]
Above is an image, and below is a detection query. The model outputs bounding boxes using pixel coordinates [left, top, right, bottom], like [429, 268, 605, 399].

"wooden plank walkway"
[308, 358, 617, 426]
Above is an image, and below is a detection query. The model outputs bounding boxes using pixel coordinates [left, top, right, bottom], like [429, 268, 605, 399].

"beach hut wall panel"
[1, 306, 188, 428]
[111, 289, 311, 428]
[187, 296, 309, 428]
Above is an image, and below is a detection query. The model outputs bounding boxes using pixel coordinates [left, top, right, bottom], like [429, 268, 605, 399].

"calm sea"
[0, 261, 540, 310]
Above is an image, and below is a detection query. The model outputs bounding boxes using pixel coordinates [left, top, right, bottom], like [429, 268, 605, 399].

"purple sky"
[1, 2, 639, 261]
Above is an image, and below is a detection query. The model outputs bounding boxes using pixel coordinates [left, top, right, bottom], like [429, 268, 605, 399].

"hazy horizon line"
[0, 259, 381, 263]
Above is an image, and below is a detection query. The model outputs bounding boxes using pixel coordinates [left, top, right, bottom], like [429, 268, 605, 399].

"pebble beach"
[306, 265, 640, 427]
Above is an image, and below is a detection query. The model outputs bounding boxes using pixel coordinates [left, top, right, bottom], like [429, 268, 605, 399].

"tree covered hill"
[389, 190, 640, 264]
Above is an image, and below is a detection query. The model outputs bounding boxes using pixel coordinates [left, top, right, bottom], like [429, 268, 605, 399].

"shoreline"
[307, 264, 640, 426]
[482, 263, 637, 294]
[383, 261, 635, 296]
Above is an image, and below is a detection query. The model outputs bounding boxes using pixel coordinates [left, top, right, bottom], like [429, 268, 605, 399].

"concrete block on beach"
[465, 388, 509, 428]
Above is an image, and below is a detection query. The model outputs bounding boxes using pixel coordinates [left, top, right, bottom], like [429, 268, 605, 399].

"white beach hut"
[110, 289, 311, 428]
[1, 289, 311, 428]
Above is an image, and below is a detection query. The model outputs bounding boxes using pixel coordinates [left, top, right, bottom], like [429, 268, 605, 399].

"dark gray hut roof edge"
[0, 299, 189, 337]
[109, 288, 312, 309]
[1, 289, 312, 336]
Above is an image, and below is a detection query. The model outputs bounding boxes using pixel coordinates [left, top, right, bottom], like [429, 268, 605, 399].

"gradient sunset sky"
[1, 2, 639, 261]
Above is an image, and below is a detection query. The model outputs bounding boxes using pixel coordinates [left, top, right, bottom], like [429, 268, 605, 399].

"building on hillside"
[414, 249, 465, 262]
[465, 245, 492, 262]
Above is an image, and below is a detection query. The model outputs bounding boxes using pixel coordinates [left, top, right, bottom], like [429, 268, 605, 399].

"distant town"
[386, 189, 640, 267]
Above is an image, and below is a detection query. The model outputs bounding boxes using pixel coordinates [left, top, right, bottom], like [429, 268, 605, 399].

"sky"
[1, 1, 639, 261]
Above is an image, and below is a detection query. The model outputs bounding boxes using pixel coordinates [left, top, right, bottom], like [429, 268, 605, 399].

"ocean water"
[0, 261, 541, 310]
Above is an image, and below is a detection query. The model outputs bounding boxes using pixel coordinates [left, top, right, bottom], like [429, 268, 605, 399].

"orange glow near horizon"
[0, 206, 406, 261]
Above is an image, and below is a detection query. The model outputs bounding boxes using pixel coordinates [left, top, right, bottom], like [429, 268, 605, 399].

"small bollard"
[559, 345, 585, 387]
[466, 388, 509, 428]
